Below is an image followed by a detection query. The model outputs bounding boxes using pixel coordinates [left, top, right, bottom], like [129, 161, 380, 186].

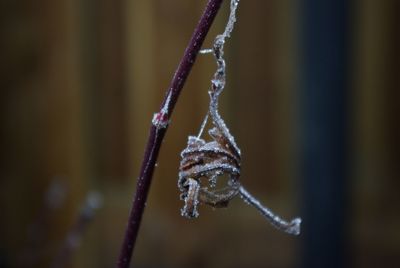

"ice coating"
[181, 178, 200, 218]
[178, 0, 242, 219]
[177, 0, 301, 235]
[152, 90, 172, 129]
[196, 0, 241, 156]
[178, 126, 241, 218]
[207, 0, 241, 156]
[239, 186, 301, 235]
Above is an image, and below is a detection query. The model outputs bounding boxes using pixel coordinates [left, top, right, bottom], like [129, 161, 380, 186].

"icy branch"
[199, 0, 241, 156]
[117, 1, 226, 266]
[239, 186, 301, 235]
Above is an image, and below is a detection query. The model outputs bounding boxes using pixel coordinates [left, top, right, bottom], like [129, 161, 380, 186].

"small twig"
[116, 1, 225, 267]
[196, 113, 209, 138]
[239, 186, 301, 235]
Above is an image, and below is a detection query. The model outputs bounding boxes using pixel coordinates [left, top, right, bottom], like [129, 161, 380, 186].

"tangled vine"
[178, 0, 301, 235]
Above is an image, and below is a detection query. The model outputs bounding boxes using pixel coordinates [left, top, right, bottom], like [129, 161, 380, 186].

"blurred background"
[1, 0, 399, 267]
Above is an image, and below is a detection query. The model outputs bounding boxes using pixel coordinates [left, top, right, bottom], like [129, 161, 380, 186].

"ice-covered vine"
[178, 0, 301, 236]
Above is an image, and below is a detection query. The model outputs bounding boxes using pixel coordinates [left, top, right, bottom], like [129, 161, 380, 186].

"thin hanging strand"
[207, 0, 241, 156]
[197, 114, 209, 138]
[239, 186, 301, 235]
[187, 0, 301, 235]
[197, 1, 239, 138]
[207, 0, 301, 236]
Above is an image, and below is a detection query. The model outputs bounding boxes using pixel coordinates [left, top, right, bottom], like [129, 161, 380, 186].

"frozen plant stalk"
[178, 0, 301, 236]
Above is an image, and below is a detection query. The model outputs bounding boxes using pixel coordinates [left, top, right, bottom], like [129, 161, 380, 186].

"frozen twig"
[207, 0, 241, 155]
[180, 178, 200, 218]
[199, 48, 214, 54]
[239, 186, 301, 235]
[197, 1, 240, 140]
[117, 1, 226, 267]
[197, 114, 209, 138]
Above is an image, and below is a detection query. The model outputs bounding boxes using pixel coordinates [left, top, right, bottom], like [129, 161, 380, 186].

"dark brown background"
[1, 0, 399, 267]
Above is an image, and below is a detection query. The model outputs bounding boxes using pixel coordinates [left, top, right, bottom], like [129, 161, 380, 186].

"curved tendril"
[239, 186, 301, 235]
[179, 0, 301, 236]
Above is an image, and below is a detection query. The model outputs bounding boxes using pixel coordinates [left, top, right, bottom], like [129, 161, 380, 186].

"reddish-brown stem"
[117, 0, 225, 267]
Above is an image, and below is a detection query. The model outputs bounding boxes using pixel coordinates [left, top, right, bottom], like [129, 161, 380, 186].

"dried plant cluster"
[178, 0, 301, 236]
[178, 126, 241, 217]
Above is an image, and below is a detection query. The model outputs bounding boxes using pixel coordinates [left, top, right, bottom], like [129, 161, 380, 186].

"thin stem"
[239, 186, 301, 235]
[208, 0, 241, 156]
[117, 1, 225, 267]
[197, 114, 209, 138]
